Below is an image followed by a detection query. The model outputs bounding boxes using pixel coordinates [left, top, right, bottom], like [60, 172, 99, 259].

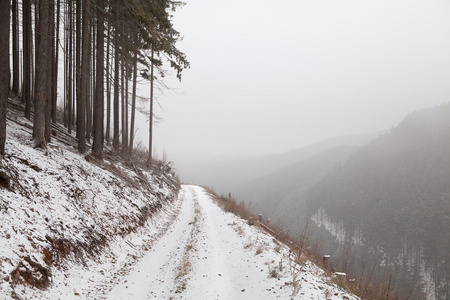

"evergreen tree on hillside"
[3, 0, 189, 161]
[23, 0, 32, 119]
[304, 103, 450, 298]
[92, 0, 105, 158]
[34, 0, 50, 148]
[0, 0, 10, 156]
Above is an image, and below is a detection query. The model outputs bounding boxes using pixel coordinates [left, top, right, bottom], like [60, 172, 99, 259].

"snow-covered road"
[107, 185, 358, 300]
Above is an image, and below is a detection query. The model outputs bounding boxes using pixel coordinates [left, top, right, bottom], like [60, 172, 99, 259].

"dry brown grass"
[234, 225, 244, 235]
[202, 186, 257, 224]
[175, 256, 192, 280]
[255, 244, 265, 256]
[11, 256, 51, 290]
[268, 264, 281, 279]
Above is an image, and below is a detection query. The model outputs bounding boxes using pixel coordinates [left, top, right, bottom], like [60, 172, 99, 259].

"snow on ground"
[108, 185, 359, 300]
[1, 101, 358, 299]
[0, 110, 179, 299]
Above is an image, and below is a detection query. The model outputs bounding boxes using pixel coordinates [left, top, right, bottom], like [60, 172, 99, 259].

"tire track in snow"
[108, 185, 289, 299]
[185, 187, 234, 299]
[184, 185, 281, 299]
[107, 186, 196, 299]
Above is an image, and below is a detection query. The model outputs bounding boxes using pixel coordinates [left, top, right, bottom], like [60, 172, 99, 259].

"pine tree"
[34, 0, 50, 148]
[92, 0, 105, 158]
[5, 0, 189, 160]
[0, 0, 10, 156]
[23, 0, 32, 119]
[78, 0, 90, 153]
[45, 0, 55, 143]
[147, 47, 154, 167]
[128, 44, 138, 157]
[112, 26, 120, 152]
[52, 0, 61, 123]
[12, 0, 19, 95]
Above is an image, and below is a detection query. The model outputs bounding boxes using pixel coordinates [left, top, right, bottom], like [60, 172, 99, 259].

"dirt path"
[107, 185, 279, 299]
[107, 186, 197, 299]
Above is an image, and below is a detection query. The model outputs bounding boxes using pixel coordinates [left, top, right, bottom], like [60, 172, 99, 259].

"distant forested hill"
[172, 132, 380, 195]
[304, 103, 450, 299]
[235, 145, 358, 229]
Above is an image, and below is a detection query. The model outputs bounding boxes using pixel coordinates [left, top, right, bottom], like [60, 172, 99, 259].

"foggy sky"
[137, 0, 450, 157]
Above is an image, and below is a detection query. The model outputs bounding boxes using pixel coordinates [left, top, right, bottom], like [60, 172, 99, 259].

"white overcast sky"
[137, 0, 450, 156]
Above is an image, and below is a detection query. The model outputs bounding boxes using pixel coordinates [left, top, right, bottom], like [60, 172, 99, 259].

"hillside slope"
[304, 103, 450, 299]
[0, 111, 180, 299]
[230, 103, 450, 299]
[235, 145, 358, 230]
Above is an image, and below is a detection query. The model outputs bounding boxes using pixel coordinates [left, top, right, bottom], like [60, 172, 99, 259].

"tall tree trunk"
[67, 0, 73, 133]
[34, 0, 38, 100]
[72, 23, 76, 129]
[92, 0, 104, 158]
[52, 0, 60, 123]
[89, 43, 94, 143]
[125, 66, 129, 153]
[75, 0, 81, 139]
[86, 18, 92, 143]
[121, 58, 125, 154]
[0, 0, 10, 156]
[34, 0, 49, 148]
[105, 29, 111, 144]
[63, 3, 67, 127]
[12, 0, 19, 95]
[23, 0, 32, 119]
[63, 0, 66, 126]
[45, 0, 55, 143]
[147, 48, 154, 167]
[78, 0, 89, 153]
[129, 47, 137, 157]
[112, 28, 120, 151]
[121, 58, 127, 155]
